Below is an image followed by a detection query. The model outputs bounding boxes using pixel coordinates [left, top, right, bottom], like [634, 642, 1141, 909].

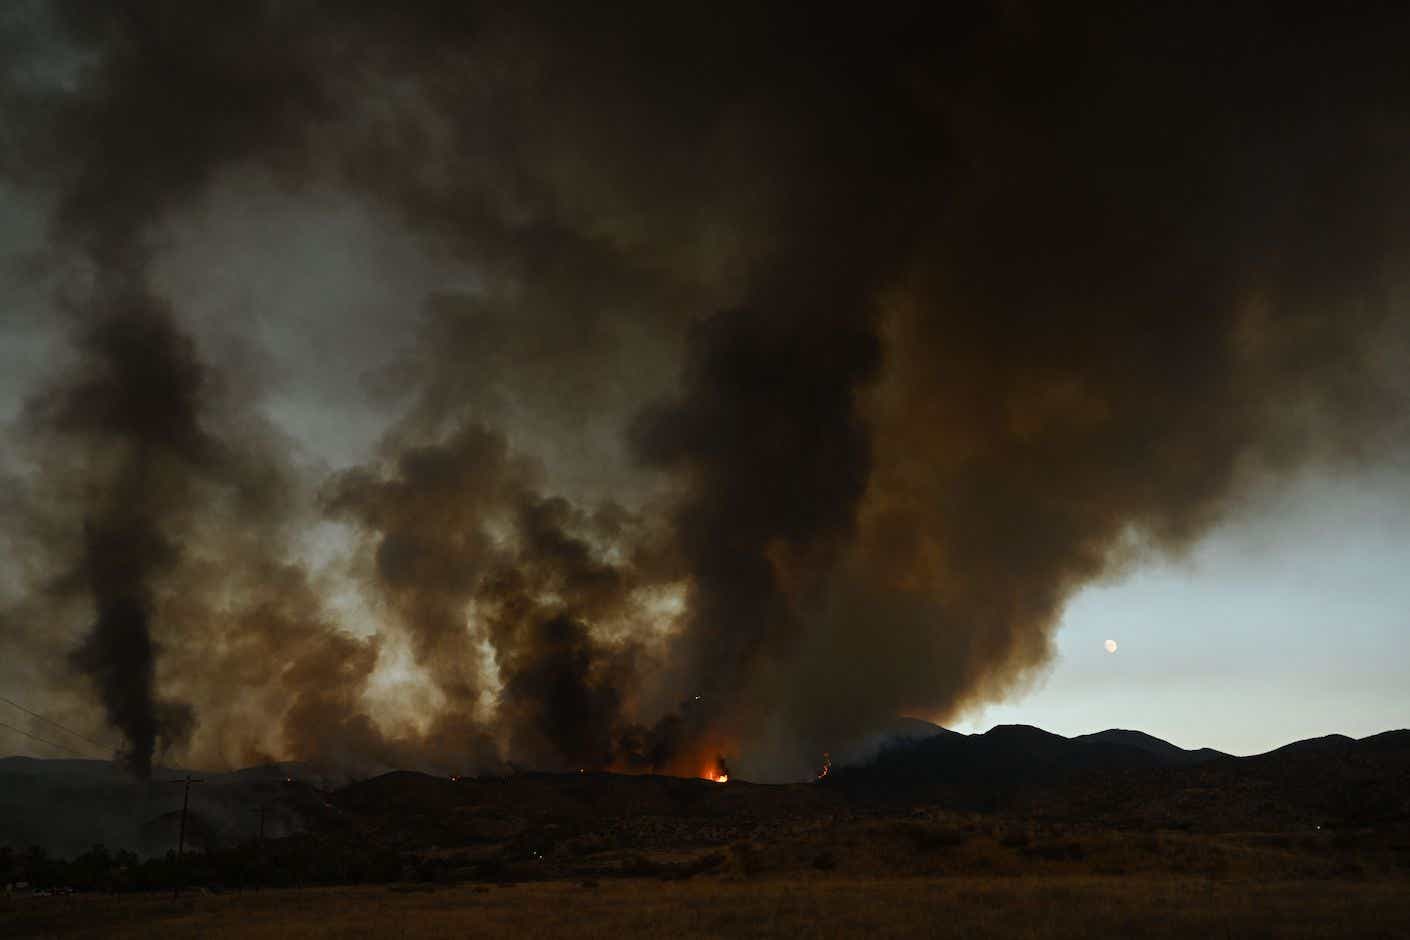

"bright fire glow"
[703, 754, 730, 783]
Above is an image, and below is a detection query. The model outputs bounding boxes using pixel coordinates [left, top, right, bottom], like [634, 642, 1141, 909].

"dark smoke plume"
[2, 2, 335, 776]
[22, 294, 219, 776]
[0, 3, 1406, 780]
[55, 309, 209, 775]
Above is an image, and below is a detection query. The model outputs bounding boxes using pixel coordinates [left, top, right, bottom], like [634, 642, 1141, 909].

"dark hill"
[822, 725, 1410, 825]
[888, 717, 960, 739]
[4, 726, 1407, 858]
[335, 769, 840, 827]
[832, 715, 959, 767]
[0, 757, 328, 858]
[1258, 733, 1358, 758]
[1075, 729, 1227, 766]
[1358, 729, 1410, 752]
[1030, 729, 1410, 832]
[825, 723, 1169, 808]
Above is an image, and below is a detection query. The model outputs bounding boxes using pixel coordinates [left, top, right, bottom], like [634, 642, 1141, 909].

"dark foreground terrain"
[4, 725, 1409, 936]
[8, 876, 1410, 939]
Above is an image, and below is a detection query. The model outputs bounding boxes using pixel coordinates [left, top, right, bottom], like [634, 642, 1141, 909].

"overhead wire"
[0, 718, 90, 758]
[0, 694, 109, 751]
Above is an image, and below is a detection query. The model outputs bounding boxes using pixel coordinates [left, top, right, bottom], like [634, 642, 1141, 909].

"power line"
[0, 694, 108, 750]
[0, 718, 89, 758]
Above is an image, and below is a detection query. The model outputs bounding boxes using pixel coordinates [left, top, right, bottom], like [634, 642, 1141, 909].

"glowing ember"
[709, 754, 730, 783]
[815, 751, 831, 781]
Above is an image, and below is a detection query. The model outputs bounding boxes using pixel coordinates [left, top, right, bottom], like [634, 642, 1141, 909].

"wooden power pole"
[167, 774, 204, 897]
[252, 802, 273, 892]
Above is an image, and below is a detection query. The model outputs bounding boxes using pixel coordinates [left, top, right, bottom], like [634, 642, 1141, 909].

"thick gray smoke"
[0, 3, 1406, 779]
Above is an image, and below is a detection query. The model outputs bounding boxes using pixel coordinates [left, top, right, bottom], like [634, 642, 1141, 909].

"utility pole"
[253, 802, 273, 892]
[167, 774, 204, 897]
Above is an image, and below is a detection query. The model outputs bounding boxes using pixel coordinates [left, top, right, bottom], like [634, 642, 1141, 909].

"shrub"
[999, 829, 1031, 848]
[1023, 841, 1086, 862]
[894, 822, 970, 852]
[621, 854, 658, 876]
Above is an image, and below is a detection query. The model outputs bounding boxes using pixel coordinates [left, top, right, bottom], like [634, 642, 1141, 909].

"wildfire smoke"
[0, 4, 1406, 781]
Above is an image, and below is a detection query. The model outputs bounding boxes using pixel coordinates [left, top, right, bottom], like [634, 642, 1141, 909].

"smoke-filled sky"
[1, 3, 1407, 780]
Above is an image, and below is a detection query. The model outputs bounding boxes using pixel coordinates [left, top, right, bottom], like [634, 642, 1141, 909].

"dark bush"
[894, 822, 970, 852]
[1024, 841, 1086, 861]
[999, 829, 1031, 848]
[621, 854, 659, 876]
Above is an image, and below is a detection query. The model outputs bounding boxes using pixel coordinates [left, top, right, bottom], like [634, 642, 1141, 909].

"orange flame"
[706, 754, 730, 783]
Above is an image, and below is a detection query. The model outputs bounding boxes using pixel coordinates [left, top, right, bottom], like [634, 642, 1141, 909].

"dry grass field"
[6, 874, 1410, 939]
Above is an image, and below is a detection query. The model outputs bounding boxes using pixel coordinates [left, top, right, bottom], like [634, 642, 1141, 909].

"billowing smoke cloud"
[0, 3, 1407, 780]
[323, 421, 673, 772]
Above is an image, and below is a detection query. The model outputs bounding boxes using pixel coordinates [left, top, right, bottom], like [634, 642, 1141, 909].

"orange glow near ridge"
[703, 754, 730, 783]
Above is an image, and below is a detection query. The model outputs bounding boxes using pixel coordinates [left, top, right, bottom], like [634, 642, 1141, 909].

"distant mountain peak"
[1259, 733, 1358, 757]
[1074, 729, 1228, 766]
[983, 724, 1066, 740]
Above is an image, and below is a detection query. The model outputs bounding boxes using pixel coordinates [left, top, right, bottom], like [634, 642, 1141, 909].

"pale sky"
[952, 467, 1410, 753]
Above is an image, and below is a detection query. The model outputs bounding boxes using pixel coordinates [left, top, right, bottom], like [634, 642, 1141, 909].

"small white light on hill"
[1104, 639, 1118, 654]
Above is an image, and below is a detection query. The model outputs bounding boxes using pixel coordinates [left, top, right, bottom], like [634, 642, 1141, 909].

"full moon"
[1104, 639, 1118, 654]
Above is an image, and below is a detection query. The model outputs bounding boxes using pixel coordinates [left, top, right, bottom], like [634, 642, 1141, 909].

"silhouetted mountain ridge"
[1074, 729, 1229, 766]
[828, 724, 1410, 828]
[3, 725, 1407, 857]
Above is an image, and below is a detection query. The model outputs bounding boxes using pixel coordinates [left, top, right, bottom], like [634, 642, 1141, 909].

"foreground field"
[7, 875, 1410, 939]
